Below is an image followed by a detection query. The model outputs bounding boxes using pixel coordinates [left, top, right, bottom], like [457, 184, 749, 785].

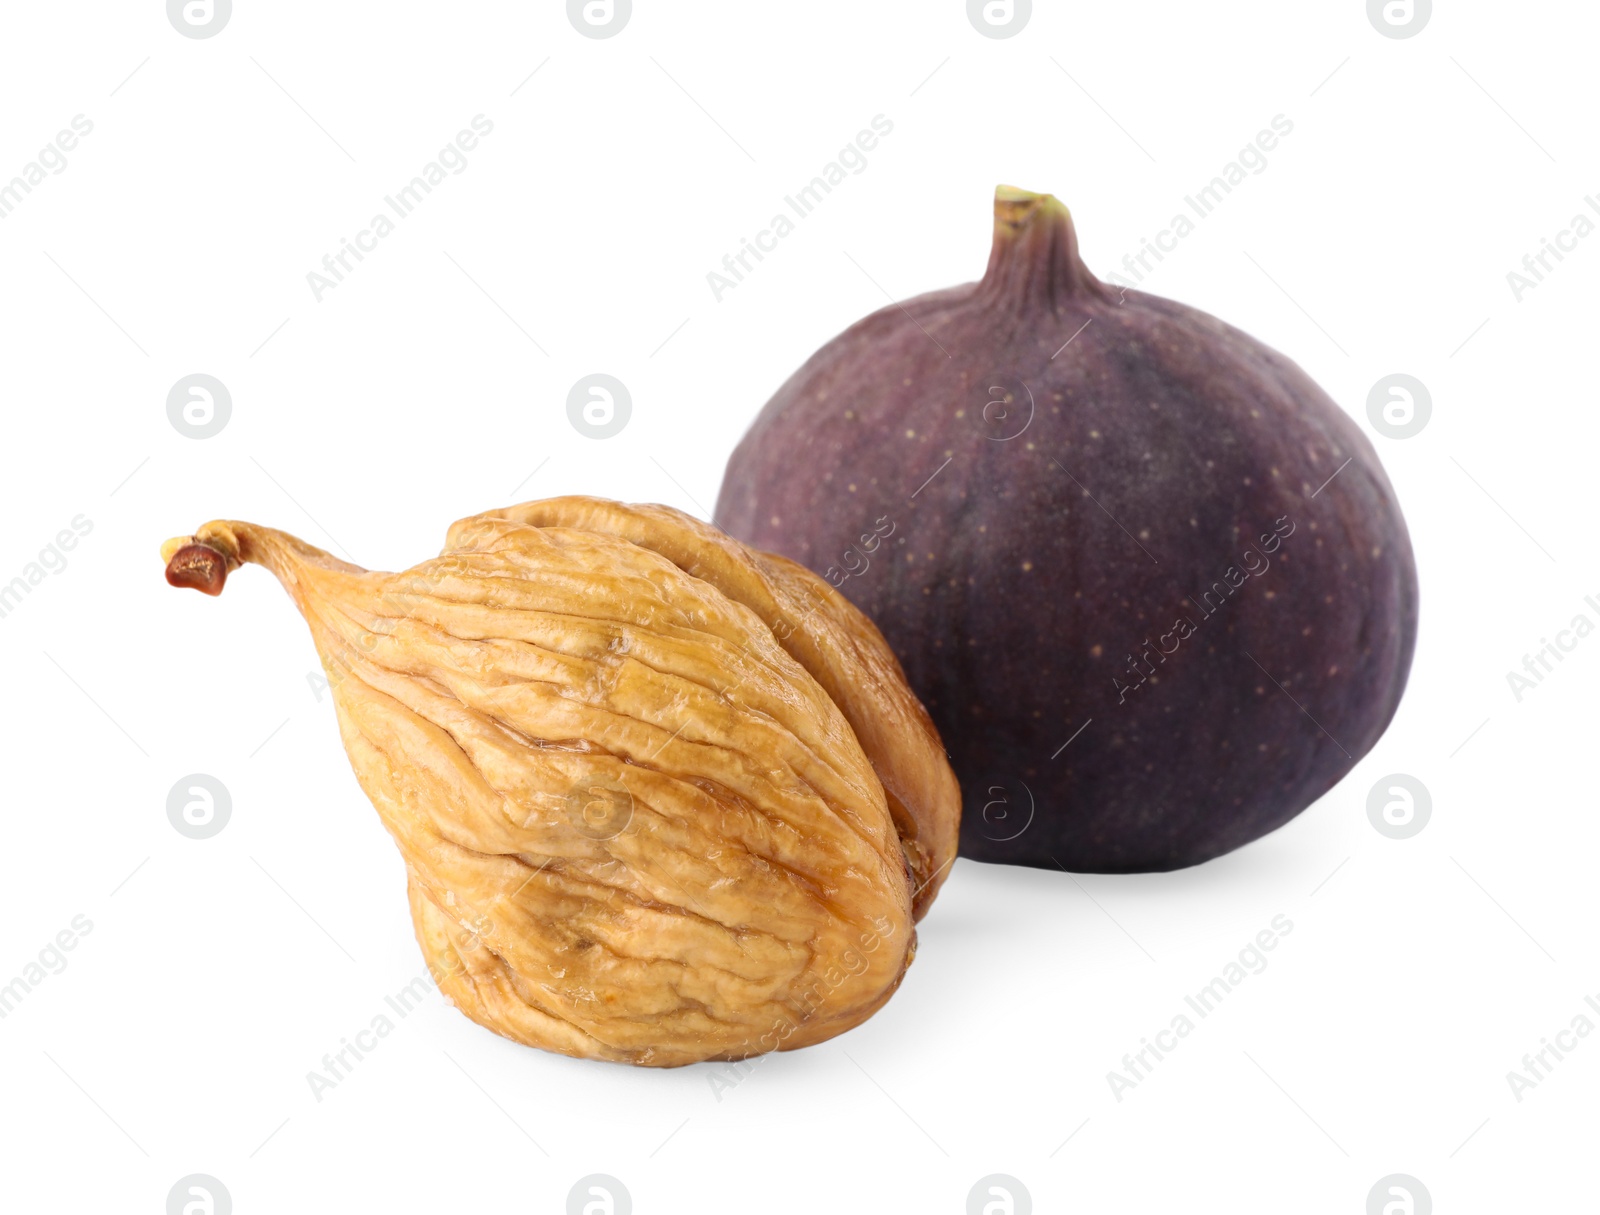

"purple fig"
[716, 186, 1418, 872]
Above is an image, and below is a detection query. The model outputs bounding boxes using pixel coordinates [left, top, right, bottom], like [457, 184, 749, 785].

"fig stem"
[992, 184, 1069, 231]
[981, 183, 1104, 305]
[164, 540, 232, 596]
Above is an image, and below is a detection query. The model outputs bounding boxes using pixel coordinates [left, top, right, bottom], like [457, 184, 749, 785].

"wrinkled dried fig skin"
[180, 511, 918, 1066]
[472, 498, 962, 918]
[409, 874, 910, 1065]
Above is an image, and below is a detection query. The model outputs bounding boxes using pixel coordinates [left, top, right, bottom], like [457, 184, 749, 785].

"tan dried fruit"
[162, 497, 959, 1066]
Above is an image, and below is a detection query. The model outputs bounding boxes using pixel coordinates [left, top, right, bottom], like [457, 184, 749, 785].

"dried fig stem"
[161, 521, 367, 607]
[164, 541, 233, 595]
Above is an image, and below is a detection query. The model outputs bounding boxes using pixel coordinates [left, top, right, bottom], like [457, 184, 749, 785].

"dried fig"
[161, 498, 959, 1066]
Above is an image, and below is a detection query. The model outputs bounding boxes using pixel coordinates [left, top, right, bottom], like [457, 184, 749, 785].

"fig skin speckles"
[716, 186, 1418, 873]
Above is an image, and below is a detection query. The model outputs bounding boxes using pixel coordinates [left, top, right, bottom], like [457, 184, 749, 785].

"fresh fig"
[716, 186, 1418, 873]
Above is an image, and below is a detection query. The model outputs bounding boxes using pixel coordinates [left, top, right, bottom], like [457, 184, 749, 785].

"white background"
[0, 2, 1594, 1211]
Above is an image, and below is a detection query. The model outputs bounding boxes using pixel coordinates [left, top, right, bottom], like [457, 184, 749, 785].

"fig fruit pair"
[164, 186, 1416, 1067]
